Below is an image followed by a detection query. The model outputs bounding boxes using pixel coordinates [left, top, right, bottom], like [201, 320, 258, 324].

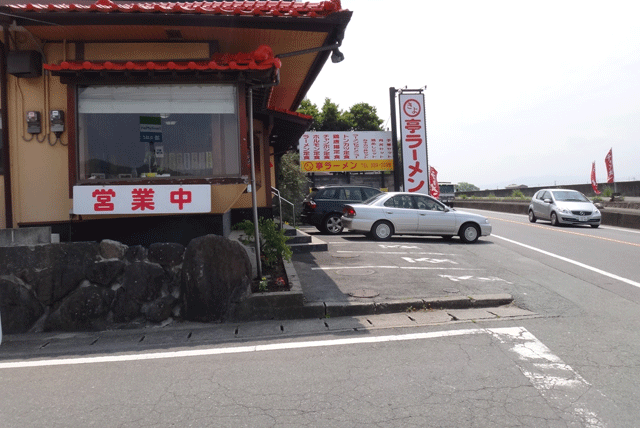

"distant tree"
[457, 182, 480, 192]
[297, 98, 384, 132]
[297, 99, 321, 131]
[318, 98, 351, 131]
[343, 102, 384, 131]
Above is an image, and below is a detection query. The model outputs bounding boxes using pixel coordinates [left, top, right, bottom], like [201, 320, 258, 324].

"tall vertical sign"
[399, 93, 428, 194]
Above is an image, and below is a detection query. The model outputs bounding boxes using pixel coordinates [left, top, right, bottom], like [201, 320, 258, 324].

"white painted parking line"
[439, 275, 512, 284]
[337, 250, 456, 256]
[493, 234, 640, 289]
[0, 326, 606, 426]
[311, 265, 481, 271]
[402, 257, 457, 264]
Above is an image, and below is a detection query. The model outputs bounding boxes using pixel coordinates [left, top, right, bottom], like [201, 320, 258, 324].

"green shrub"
[602, 187, 613, 198]
[510, 189, 526, 199]
[234, 217, 292, 269]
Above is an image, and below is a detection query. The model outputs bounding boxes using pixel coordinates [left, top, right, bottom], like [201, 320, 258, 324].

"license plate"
[579, 216, 587, 222]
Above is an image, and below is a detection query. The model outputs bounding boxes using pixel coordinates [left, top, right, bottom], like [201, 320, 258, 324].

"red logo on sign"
[402, 99, 421, 117]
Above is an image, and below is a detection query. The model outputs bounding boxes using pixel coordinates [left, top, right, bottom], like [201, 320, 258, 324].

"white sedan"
[341, 192, 492, 243]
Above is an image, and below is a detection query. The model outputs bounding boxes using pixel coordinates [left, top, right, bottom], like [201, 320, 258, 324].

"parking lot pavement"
[292, 226, 517, 311]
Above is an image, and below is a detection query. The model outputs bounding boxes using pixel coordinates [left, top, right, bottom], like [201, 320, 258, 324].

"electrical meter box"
[50, 110, 65, 133]
[26, 111, 41, 134]
[7, 51, 42, 78]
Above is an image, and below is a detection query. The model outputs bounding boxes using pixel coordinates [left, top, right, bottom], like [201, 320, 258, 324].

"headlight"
[558, 208, 571, 214]
[593, 208, 600, 215]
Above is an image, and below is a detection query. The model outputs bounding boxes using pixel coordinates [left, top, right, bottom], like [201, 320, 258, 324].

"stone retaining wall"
[0, 235, 252, 335]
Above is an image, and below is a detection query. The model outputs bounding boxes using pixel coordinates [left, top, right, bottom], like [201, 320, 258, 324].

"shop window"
[77, 84, 239, 180]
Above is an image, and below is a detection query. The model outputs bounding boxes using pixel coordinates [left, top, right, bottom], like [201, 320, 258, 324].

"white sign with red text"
[399, 93, 429, 195]
[73, 185, 212, 215]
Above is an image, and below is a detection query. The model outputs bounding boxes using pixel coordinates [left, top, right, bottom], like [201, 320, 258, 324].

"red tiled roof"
[8, 0, 344, 17]
[44, 45, 281, 72]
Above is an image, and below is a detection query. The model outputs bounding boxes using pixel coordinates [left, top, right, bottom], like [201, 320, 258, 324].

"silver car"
[528, 189, 601, 228]
[342, 192, 492, 242]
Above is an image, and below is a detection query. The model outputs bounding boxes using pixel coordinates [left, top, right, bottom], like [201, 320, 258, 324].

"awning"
[264, 108, 313, 155]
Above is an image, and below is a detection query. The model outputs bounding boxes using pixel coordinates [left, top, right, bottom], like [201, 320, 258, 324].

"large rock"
[111, 261, 168, 322]
[1, 242, 100, 306]
[144, 295, 178, 323]
[86, 259, 125, 287]
[100, 239, 128, 260]
[181, 234, 251, 322]
[148, 242, 185, 267]
[125, 245, 148, 263]
[44, 285, 115, 331]
[0, 275, 44, 334]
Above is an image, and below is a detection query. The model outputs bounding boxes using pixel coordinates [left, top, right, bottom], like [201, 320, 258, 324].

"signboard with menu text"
[299, 131, 393, 172]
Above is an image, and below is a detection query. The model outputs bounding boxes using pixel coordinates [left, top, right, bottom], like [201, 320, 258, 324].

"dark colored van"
[300, 185, 382, 234]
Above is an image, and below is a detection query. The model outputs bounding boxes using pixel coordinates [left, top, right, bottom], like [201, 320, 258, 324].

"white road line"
[0, 326, 606, 426]
[493, 234, 640, 289]
[311, 265, 481, 271]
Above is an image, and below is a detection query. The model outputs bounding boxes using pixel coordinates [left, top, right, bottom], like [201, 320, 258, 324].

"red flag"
[591, 162, 601, 194]
[429, 166, 440, 198]
[605, 148, 614, 183]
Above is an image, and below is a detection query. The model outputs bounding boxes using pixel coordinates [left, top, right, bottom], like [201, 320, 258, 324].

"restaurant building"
[0, 0, 351, 245]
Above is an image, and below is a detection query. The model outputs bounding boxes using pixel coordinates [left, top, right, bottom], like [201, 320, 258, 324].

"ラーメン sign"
[399, 93, 428, 194]
[299, 131, 393, 172]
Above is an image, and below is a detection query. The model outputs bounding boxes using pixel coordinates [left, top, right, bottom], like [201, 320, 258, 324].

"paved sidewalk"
[0, 307, 537, 362]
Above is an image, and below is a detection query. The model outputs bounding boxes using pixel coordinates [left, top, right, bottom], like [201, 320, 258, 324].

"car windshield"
[552, 191, 589, 202]
[363, 193, 387, 205]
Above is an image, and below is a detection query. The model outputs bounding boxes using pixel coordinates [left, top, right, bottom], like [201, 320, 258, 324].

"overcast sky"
[305, 0, 640, 190]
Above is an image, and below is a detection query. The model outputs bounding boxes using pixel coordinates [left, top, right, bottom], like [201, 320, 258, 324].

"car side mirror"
[543, 198, 552, 204]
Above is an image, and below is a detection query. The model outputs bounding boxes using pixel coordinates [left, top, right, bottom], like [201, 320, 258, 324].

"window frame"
[66, 79, 249, 197]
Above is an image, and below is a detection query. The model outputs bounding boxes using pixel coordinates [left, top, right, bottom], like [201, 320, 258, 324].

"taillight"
[343, 206, 356, 217]
[305, 201, 317, 210]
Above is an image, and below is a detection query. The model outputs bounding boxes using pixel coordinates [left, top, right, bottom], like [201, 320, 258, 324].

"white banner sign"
[73, 184, 212, 215]
[299, 131, 393, 173]
[399, 93, 428, 194]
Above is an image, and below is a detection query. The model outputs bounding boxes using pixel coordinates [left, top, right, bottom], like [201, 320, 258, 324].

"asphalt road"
[1, 209, 640, 427]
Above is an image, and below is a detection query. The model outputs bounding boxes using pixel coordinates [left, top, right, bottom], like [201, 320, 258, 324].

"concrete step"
[288, 235, 328, 253]
[281, 225, 328, 253]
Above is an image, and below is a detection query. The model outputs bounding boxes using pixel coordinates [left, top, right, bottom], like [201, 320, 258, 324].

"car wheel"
[371, 221, 393, 241]
[550, 212, 559, 226]
[528, 210, 537, 223]
[322, 213, 343, 234]
[459, 223, 480, 243]
[591, 224, 600, 228]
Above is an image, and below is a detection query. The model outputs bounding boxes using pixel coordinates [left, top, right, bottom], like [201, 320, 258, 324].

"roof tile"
[8, 0, 345, 17]
[43, 45, 282, 72]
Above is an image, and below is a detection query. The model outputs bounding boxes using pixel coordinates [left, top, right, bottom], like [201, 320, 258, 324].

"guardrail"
[453, 200, 640, 230]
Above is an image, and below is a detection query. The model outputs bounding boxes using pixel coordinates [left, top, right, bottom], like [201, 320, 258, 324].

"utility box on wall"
[7, 51, 42, 78]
